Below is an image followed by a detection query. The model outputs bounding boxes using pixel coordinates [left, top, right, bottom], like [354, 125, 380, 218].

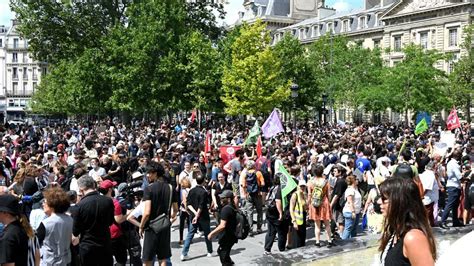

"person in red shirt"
[100, 180, 127, 266]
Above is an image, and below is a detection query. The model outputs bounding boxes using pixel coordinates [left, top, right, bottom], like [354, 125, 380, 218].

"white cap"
[298, 179, 307, 187]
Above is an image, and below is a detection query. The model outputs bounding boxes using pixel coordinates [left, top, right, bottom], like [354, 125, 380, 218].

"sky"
[0, 0, 363, 27]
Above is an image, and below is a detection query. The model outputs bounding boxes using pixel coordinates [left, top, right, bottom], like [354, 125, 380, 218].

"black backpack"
[246, 172, 259, 194]
[234, 207, 250, 240]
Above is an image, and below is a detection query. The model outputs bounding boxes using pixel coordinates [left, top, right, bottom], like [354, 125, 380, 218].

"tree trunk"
[466, 97, 472, 124]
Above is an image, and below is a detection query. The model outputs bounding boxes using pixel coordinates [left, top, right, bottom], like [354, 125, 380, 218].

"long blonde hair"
[18, 214, 34, 238]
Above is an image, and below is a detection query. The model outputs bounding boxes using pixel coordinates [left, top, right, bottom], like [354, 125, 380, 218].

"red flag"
[189, 109, 197, 123]
[447, 107, 460, 130]
[204, 130, 211, 164]
[256, 136, 262, 158]
[219, 146, 241, 165]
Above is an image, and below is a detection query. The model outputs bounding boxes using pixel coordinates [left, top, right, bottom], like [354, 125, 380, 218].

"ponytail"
[18, 214, 34, 238]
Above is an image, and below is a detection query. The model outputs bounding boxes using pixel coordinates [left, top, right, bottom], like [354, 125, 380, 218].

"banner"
[415, 118, 428, 136]
[204, 130, 212, 164]
[256, 136, 262, 158]
[278, 164, 298, 209]
[219, 145, 241, 165]
[243, 120, 260, 146]
[261, 109, 284, 139]
[446, 108, 460, 131]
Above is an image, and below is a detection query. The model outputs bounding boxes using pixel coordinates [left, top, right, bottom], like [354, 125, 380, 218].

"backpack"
[234, 207, 250, 240]
[265, 185, 278, 209]
[246, 172, 259, 194]
[258, 158, 272, 187]
[311, 179, 327, 208]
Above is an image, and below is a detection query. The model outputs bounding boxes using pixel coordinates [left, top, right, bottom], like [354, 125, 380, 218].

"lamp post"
[291, 82, 299, 131]
[322, 93, 328, 124]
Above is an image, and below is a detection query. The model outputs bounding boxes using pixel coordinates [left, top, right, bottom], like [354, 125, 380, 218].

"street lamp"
[291, 82, 299, 130]
[322, 93, 328, 124]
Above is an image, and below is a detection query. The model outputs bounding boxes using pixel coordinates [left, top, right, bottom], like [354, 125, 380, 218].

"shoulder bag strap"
[167, 184, 173, 214]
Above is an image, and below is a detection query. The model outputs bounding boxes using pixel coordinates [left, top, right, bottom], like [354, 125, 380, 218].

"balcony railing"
[12, 75, 18, 80]
[23, 75, 28, 80]
[6, 91, 32, 97]
[32, 75, 38, 80]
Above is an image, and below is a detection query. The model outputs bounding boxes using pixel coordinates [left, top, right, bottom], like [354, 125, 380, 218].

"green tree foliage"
[273, 33, 317, 111]
[11, 0, 129, 64]
[221, 20, 290, 116]
[383, 44, 449, 121]
[448, 24, 474, 122]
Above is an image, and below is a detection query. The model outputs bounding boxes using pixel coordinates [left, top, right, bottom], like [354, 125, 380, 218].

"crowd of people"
[0, 117, 472, 266]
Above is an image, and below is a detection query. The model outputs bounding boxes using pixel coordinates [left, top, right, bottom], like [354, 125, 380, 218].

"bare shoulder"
[404, 229, 428, 244]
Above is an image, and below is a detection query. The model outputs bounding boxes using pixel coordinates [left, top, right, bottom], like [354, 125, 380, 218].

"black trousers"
[80, 246, 113, 266]
[217, 243, 235, 266]
[111, 236, 127, 265]
[264, 218, 290, 252]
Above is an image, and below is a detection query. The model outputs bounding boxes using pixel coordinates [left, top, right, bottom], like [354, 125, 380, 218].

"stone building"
[0, 20, 47, 122]
[234, 0, 473, 123]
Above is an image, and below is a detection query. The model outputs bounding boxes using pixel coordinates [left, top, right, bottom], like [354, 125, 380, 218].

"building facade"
[0, 20, 46, 122]
[235, 0, 473, 123]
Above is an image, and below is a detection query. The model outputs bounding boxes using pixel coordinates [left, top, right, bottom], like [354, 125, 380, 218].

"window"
[448, 28, 458, 47]
[0, 39, 2, 47]
[32, 68, 37, 80]
[374, 39, 380, 48]
[8, 100, 14, 107]
[20, 100, 26, 107]
[12, 82, 18, 94]
[327, 23, 334, 34]
[23, 53, 27, 63]
[447, 53, 460, 74]
[12, 67, 18, 79]
[23, 82, 28, 93]
[33, 82, 37, 91]
[12, 52, 18, 63]
[394, 35, 402, 52]
[359, 16, 366, 29]
[42, 67, 47, 76]
[13, 38, 19, 48]
[420, 32, 428, 49]
[23, 67, 27, 79]
[299, 28, 305, 39]
[342, 20, 349, 32]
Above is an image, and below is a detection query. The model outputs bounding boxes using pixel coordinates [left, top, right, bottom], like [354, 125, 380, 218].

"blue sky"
[0, 0, 363, 27]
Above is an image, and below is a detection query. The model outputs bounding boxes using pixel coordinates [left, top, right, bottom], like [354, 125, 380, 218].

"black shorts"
[142, 228, 171, 261]
[464, 186, 474, 210]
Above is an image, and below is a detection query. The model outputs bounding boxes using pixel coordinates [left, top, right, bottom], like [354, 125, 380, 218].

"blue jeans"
[182, 218, 212, 256]
[441, 187, 461, 225]
[342, 212, 360, 239]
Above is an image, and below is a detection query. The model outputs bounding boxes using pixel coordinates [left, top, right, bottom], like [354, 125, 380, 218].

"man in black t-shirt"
[264, 176, 289, 254]
[208, 190, 237, 266]
[330, 168, 347, 239]
[181, 173, 213, 261]
[0, 194, 29, 266]
[139, 162, 178, 266]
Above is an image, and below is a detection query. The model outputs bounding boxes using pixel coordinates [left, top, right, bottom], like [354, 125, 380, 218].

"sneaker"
[180, 255, 189, 261]
[197, 231, 204, 238]
[263, 251, 272, 255]
[327, 241, 334, 248]
[315, 242, 321, 248]
[207, 252, 215, 257]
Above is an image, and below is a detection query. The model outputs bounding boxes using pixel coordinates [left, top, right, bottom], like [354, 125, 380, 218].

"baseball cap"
[99, 180, 117, 190]
[0, 194, 20, 215]
[218, 190, 234, 199]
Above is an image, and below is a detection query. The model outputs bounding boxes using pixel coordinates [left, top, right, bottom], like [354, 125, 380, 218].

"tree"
[11, 0, 129, 64]
[383, 44, 450, 124]
[273, 33, 317, 112]
[221, 20, 290, 116]
[448, 24, 474, 123]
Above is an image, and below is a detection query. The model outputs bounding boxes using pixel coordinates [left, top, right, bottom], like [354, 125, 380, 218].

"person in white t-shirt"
[342, 175, 362, 239]
[419, 161, 438, 226]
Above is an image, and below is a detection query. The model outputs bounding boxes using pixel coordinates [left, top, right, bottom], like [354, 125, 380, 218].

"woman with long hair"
[379, 178, 436, 266]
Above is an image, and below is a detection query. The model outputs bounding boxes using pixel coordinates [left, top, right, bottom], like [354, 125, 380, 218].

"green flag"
[278, 164, 298, 209]
[415, 118, 428, 136]
[243, 121, 260, 146]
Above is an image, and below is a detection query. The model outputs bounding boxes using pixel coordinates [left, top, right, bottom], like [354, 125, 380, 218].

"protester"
[37, 187, 73, 265]
[419, 161, 439, 226]
[181, 173, 213, 261]
[263, 176, 286, 254]
[0, 194, 30, 266]
[211, 172, 232, 223]
[240, 160, 265, 235]
[329, 165, 347, 239]
[140, 162, 178, 266]
[379, 178, 436, 265]
[179, 177, 192, 245]
[308, 164, 333, 247]
[342, 175, 362, 239]
[72, 175, 115, 266]
[289, 179, 308, 248]
[440, 149, 463, 228]
[208, 190, 238, 266]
